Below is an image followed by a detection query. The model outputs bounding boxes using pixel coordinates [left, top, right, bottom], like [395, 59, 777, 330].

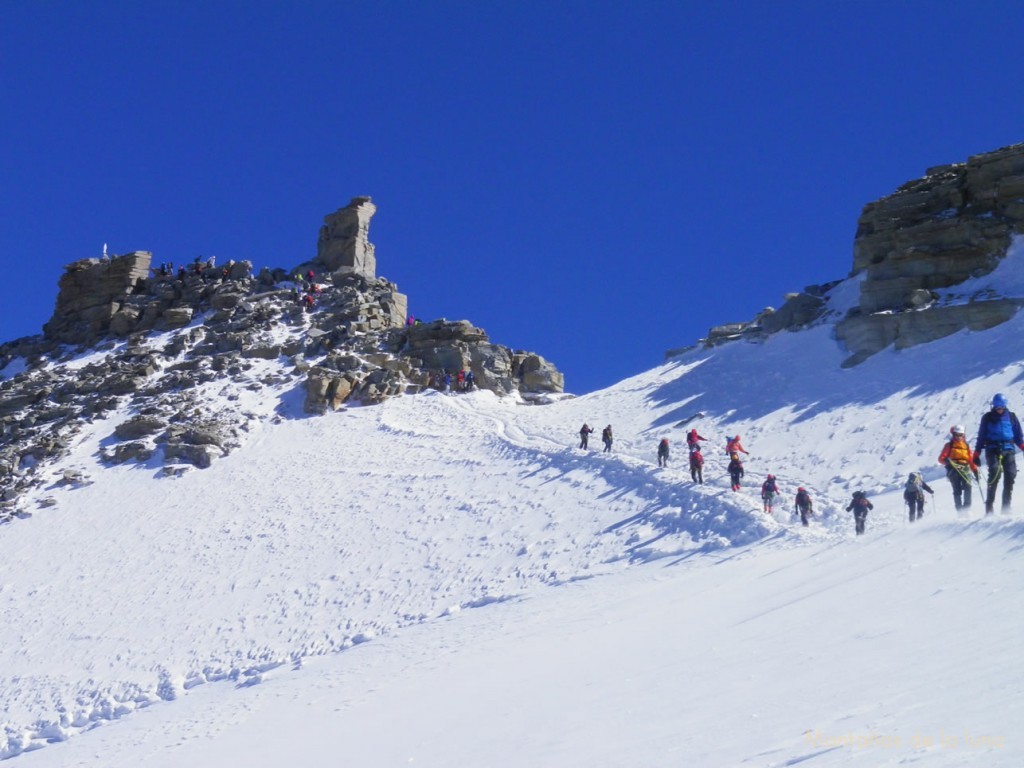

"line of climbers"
[576, 392, 1023, 537]
[824, 393, 1023, 534]
[580, 424, 818, 528]
[431, 369, 477, 393]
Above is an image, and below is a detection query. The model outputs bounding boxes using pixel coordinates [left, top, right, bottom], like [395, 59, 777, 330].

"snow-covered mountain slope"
[20, 517, 1022, 768]
[4, 256, 1024, 765]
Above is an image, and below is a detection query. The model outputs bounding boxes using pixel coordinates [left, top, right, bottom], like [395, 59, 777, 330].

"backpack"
[948, 437, 971, 464]
[904, 473, 922, 495]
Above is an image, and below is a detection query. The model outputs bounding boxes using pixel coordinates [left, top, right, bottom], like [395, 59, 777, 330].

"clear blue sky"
[2, 1, 1023, 393]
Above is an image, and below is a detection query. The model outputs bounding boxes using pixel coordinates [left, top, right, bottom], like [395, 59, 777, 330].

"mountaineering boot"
[985, 502, 994, 515]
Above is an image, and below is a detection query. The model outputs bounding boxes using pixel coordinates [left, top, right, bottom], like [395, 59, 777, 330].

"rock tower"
[316, 196, 377, 279]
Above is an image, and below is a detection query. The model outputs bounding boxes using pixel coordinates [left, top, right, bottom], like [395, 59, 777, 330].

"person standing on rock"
[689, 446, 704, 484]
[973, 393, 1024, 513]
[938, 425, 978, 511]
[602, 425, 613, 453]
[579, 423, 594, 450]
[657, 438, 670, 467]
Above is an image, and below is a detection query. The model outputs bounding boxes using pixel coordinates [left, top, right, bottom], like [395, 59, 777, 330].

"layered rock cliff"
[676, 142, 1024, 365]
[836, 143, 1024, 364]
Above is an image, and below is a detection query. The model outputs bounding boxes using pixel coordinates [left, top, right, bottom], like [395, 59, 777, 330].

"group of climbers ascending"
[864, 393, 1024, 532]
[578, 423, 614, 453]
[650, 428, 710, 485]
[908, 392, 1024, 522]
[574, 392, 1024, 537]
[672, 429, 817, 527]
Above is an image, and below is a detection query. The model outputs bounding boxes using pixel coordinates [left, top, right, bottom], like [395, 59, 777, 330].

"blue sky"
[2, 1, 1023, 393]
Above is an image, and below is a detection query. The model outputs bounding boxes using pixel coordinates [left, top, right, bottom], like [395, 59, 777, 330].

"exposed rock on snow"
[672, 142, 1024, 366]
[837, 143, 1024, 363]
[0, 198, 565, 506]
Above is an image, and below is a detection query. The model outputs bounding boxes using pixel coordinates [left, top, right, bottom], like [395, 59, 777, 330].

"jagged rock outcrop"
[670, 142, 1024, 365]
[836, 143, 1024, 364]
[0, 197, 565, 513]
[694, 282, 838, 350]
[852, 145, 1024, 311]
[43, 251, 152, 344]
[835, 299, 1022, 365]
[312, 196, 377, 279]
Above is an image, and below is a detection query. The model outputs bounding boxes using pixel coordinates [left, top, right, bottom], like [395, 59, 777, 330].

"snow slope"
[4, 255, 1024, 765]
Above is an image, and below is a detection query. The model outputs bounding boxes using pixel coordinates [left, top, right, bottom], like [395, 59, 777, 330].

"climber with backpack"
[794, 487, 814, 527]
[689, 446, 704, 484]
[686, 429, 707, 453]
[579, 423, 594, 450]
[657, 438, 670, 468]
[727, 452, 744, 491]
[602, 425, 613, 453]
[903, 471, 934, 522]
[846, 490, 873, 535]
[973, 393, 1024, 513]
[725, 434, 748, 457]
[761, 474, 780, 514]
[938, 425, 979, 511]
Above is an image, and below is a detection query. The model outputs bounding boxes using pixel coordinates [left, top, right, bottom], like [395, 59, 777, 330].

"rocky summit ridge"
[685, 141, 1024, 366]
[0, 198, 563, 512]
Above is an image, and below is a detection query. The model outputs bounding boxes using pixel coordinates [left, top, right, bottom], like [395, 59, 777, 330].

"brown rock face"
[835, 143, 1024, 364]
[316, 197, 377, 279]
[853, 143, 1024, 314]
[43, 251, 152, 344]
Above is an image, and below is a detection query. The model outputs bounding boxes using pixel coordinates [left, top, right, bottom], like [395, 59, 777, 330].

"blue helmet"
[993, 393, 1008, 409]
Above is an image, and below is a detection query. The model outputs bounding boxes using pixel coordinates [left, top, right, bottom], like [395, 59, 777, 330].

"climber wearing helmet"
[973, 394, 1024, 513]
[938, 424, 979, 512]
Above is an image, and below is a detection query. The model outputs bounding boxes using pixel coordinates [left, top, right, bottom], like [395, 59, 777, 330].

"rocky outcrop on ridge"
[669, 142, 1024, 366]
[0, 197, 564, 514]
[696, 282, 840, 349]
[836, 143, 1024, 364]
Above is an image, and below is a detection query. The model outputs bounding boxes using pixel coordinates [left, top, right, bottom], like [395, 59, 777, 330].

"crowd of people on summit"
[576, 392, 1024, 536]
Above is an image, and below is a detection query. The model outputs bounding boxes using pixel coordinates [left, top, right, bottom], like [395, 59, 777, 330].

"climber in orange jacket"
[938, 424, 979, 511]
